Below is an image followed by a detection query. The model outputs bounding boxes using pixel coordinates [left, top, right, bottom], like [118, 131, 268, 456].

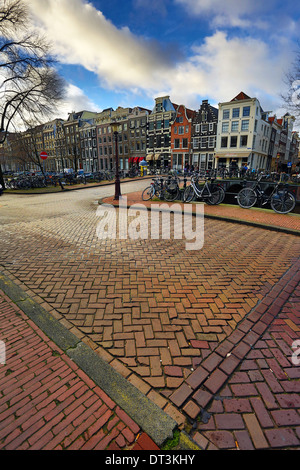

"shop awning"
[154, 153, 161, 161]
[133, 157, 139, 163]
[215, 152, 251, 159]
[128, 157, 134, 162]
[146, 154, 154, 161]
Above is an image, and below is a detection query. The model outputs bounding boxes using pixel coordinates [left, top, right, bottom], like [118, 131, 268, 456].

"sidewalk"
[101, 191, 300, 235]
[0, 287, 161, 450]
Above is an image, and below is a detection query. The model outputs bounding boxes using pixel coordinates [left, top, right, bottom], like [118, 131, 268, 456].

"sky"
[23, 0, 300, 122]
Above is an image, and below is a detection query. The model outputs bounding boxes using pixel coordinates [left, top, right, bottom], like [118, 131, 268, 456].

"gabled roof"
[231, 92, 252, 101]
[175, 104, 196, 120]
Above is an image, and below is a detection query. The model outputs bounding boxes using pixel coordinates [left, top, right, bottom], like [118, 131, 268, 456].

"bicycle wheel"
[237, 188, 257, 208]
[206, 187, 225, 205]
[183, 185, 195, 202]
[164, 186, 180, 201]
[270, 191, 296, 214]
[142, 185, 155, 201]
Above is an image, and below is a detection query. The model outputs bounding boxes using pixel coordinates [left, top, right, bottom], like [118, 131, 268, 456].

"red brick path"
[184, 259, 300, 449]
[0, 291, 144, 450]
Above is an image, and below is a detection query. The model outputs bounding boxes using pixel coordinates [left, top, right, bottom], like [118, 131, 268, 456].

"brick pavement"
[177, 258, 300, 449]
[0, 290, 144, 450]
[0, 183, 300, 450]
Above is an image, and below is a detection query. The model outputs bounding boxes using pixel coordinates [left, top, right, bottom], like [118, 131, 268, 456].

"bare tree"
[281, 46, 300, 125]
[0, 0, 66, 186]
[14, 124, 47, 175]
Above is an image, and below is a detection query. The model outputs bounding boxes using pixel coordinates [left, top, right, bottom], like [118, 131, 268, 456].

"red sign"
[40, 151, 48, 160]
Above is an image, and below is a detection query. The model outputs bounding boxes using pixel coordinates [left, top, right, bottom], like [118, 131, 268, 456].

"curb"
[0, 272, 201, 449]
[2, 176, 153, 195]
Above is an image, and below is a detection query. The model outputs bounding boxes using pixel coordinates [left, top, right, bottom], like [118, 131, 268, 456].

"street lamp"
[111, 121, 122, 200]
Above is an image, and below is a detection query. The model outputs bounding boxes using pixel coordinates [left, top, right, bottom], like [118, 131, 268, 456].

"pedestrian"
[0, 183, 3, 196]
[241, 163, 248, 176]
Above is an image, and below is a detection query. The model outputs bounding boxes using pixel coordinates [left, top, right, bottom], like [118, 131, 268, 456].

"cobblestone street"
[0, 181, 300, 449]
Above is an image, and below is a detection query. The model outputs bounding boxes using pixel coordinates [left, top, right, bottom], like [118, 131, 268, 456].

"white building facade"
[215, 92, 271, 170]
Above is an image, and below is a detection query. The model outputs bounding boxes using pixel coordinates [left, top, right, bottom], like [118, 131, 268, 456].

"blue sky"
[25, 0, 300, 121]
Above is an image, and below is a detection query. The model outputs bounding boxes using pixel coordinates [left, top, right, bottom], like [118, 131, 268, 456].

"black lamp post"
[111, 121, 121, 200]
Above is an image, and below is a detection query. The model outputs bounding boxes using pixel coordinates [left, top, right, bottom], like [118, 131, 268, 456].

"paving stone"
[243, 414, 269, 449]
[215, 413, 245, 430]
[265, 428, 300, 448]
[203, 430, 236, 449]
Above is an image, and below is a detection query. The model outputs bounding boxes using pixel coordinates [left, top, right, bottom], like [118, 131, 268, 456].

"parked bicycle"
[142, 176, 182, 202]
[183, 173, 225, 205]
[236, 173, 296, 214]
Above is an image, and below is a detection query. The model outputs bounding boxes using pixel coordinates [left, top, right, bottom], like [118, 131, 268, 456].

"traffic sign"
[40, 151, 48, 160]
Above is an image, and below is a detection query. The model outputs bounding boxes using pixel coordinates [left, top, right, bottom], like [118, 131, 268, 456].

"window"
[243, 106, 250, 116]
[195, 124, 200, 133]
[240, 135, 248, 147]
[223, 109, 230, 119]
[208, 136, 215, 148]
[209, 123, 214, 132]
[174, 126, 177, 134]
[172, 153, 183, 169]
[201, 124, 208, 133]
[193, 137, 199, 149]
[164, 119, 169, 128]
[156, 120, 162, 129]
[174, 139, 180, 149]
[232, 108, 240, 118]
[230, 136, 237, 148]
[200, 154, 206, 170]
[241, 120, 249, 131]
[178, 126, 184, 134]
[231, 121, 239, 132]
[149, 136, 154, 148]
[222, 122, 229, 132]
[221, 137, 228, 148]
[182, 138, 188, 148]
[193, 153, 199, 165]
[200, 137, 207, 148]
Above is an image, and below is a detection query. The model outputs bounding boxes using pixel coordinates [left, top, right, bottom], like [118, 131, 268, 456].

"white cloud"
[25, 0, 171, 91]
[174, 0, 269, 28]
[23, 0, 292, 115]
[56, 83, 101, 119]
[161, 31, 292, 113]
